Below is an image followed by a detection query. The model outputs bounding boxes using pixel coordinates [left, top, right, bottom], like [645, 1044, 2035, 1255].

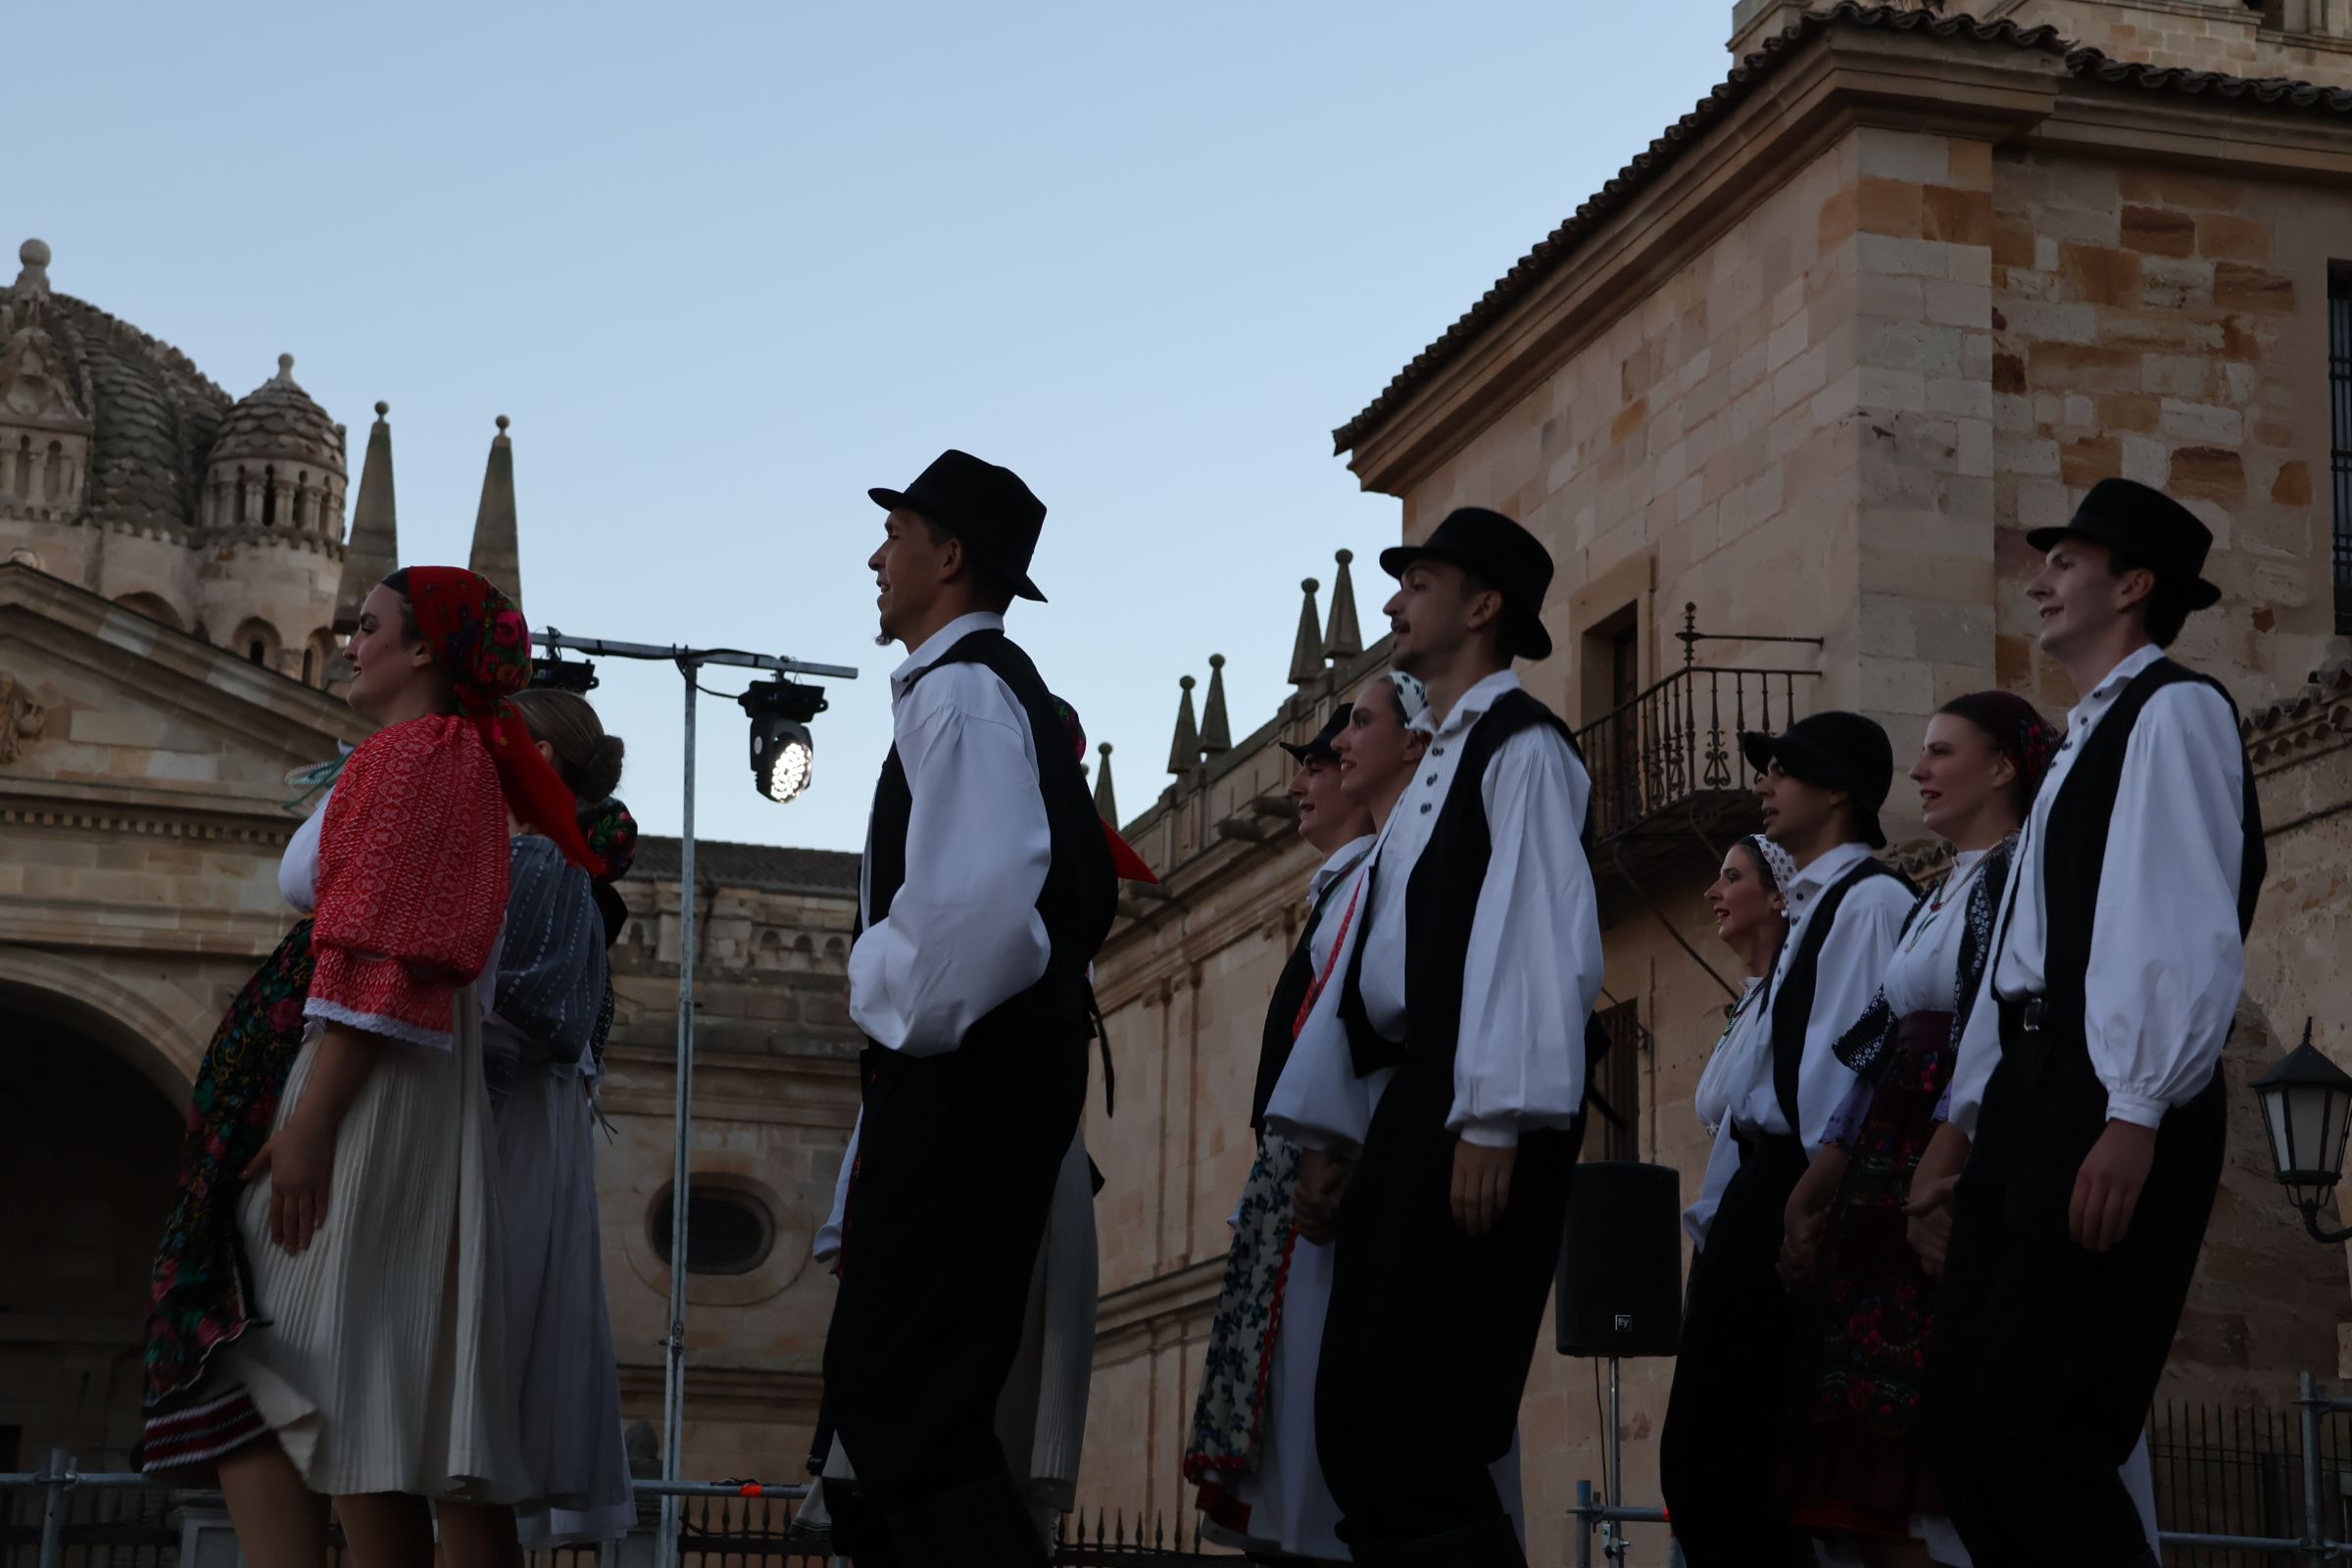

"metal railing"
[1568, 1373, 2352, 1568]
[1576, 661, 1817, 842]
[0, 1460, 1223, 1568]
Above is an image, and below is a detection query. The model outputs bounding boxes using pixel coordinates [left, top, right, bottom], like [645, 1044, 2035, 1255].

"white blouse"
[279, 786, 330, 913]
[1262, 856, 1390, 1153]
[1878, 849, 1989, 1021]
[1685, 977, 1771, 1250]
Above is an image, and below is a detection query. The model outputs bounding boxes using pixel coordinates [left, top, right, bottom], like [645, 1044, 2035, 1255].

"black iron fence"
[1576, 662, 1818, 842]
[2149, 1393, 2351, 1565]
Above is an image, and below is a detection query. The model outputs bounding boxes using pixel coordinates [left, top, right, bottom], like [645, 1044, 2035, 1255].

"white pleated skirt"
[495, 1063, 634, 1546]
[211, 998, 526, 1501]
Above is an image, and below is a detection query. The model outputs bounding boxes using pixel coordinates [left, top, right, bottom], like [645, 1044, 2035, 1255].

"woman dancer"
[1684, 834, 1794, 1250]
[489, 687, 637, 1549]
[204, 567, 603, 1568]
[1776, 692, 2087, 1567]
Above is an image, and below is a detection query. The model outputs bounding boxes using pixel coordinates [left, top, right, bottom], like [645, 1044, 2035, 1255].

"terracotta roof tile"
[1333, 3, 2352, 457]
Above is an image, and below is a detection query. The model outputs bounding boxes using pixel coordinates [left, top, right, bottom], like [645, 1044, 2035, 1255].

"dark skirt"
[139, 920, 316, 1470]
[1786, 1008, 1955, 1530]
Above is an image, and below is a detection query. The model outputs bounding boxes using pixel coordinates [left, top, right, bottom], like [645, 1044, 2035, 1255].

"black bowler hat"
[1740, 710, 1896, 851]
[1379, 507, 1556, 662]
[869, 449, 1050, 603]
[2027, 477, 2222, 612]
[1280, 705, 1354, 765]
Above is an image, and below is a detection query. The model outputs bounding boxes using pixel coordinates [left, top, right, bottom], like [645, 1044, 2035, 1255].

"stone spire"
[1094, 742, 1119, 825]
[1167, 674, 1200, 776]
[14, 239, 51, 296]
[467, 415, 522, 612]
[1200, 654, 1233, 755]
[1287, 578, 1326, 686]
[1324, 549, 1364, 661]
[334, 402, 400, 634]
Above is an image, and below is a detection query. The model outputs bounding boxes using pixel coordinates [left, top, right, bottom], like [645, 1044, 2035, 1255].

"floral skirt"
[1787, 1009, 1955, 1528]
[140, 920, 316, 1467]
[1183, 1135, 1303, 1495]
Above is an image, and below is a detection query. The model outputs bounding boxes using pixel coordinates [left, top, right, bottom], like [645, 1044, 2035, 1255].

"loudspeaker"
[1554, 1160, 1683, 1358]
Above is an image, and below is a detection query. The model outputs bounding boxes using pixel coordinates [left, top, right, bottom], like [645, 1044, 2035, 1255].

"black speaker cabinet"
[1554, 1159, 1683, 1358]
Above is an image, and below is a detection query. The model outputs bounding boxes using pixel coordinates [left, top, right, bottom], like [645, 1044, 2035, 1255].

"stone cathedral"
[0, 238, 861, 1484]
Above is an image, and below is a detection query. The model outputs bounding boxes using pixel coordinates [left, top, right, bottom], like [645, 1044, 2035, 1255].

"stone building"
[1080, 3, 2352, 1561]
[0, 238, 860, 1482]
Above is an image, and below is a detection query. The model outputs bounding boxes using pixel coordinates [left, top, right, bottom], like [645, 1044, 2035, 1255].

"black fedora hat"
[1378, 507, 1555, 662]
[2026, 477, 2222, 612]
[869, 449, 1049, 603]
[1740, 710, 1895, 851]
[1279, 705, 1353, 765]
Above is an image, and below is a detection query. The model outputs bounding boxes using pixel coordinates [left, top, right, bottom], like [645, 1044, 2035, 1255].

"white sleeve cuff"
[1456, 1117, 1521, 1150]
[2104, 1092, 2168, 1131]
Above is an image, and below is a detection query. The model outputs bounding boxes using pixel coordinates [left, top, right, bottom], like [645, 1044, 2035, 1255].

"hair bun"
[579, 735, 625, 804]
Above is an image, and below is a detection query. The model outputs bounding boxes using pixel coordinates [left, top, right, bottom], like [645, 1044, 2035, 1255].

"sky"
[16, 1, 1732, 853]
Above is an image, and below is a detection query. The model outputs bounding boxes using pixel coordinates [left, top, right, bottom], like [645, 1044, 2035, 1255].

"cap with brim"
[1280, 704, 1353, 764]
[1740, 710, 1894, 851]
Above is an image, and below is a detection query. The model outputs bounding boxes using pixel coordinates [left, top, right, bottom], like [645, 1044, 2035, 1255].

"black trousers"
[1925, 1008, 2226, 1568]
[1314, 1049, 1580, 1567]
[820, 1027, 1087, 1566]
[1657, 1131, 1813, 1568]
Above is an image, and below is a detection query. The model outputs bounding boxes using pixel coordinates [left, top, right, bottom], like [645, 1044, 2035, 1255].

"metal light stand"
[536, 630, 858, 1568]
[1603, 1356, 1626, 1565]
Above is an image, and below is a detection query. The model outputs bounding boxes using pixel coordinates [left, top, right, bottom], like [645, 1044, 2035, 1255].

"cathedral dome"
[211, 355, 346, 479]
[0, 239, 231, 533]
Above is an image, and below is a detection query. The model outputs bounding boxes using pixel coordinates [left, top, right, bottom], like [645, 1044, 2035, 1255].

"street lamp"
[2253, 1018, 2352, 1245]
[739, 678, 827, 804]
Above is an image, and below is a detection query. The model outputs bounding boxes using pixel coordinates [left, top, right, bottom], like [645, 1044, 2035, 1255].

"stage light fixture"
[740, 678, 828, 804]
[530, 653, 600, 693]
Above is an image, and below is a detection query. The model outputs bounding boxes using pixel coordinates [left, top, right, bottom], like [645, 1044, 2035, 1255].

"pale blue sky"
[18, 1, 1729, 852]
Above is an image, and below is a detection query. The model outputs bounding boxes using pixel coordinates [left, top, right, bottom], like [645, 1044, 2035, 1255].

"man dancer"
[823, 450, 1116, 1565]
[1313, 507, 1601, 1566]
[1927, 478, 2262, 1568]
[1659, 710, 1913, 1566]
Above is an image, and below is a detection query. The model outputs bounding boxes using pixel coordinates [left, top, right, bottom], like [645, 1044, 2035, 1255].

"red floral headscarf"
[400, 566, 606, 876]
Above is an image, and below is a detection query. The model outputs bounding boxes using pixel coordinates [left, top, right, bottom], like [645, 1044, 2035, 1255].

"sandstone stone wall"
[2000, 0, 2352, 84]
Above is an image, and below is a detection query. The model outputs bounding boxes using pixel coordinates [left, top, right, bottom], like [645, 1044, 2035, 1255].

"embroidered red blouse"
[303, 714, 513, 1050]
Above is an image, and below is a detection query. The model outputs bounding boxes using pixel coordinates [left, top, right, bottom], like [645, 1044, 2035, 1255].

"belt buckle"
[2020, 998, 2046, 1033]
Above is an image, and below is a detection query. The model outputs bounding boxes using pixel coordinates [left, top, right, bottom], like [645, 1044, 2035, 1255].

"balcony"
[1574, 621, 1821, 913]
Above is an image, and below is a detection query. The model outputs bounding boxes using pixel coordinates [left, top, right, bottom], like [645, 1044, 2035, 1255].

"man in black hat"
[1924, 477, 2262, 1568]
[1659, 709, 1914, 1567]
[822, 450, 1116, 1565]
[1310, 507, 1603, 1564]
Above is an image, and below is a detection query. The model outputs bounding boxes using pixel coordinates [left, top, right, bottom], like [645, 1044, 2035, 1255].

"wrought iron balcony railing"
[1574, 607, 1823, 848]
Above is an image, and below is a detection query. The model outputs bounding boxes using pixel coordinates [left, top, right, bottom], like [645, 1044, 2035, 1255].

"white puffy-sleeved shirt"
[1945, 643, 2247, 1137]
[1716, 840, 1913, 1154]
[848, 612, 1054, 1057]
[1685, 977, 1770, 1249]
[1263, 851, 1387, 1153]
[1343, 670, 1605, 1150]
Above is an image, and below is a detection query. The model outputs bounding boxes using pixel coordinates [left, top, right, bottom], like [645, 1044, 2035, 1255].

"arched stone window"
[114, 593, 182, 632]
[261, 466, 278, 527]
[42, 442, 63, 503]
[11, 436, 28, 499]
[231, 617, 283, 673]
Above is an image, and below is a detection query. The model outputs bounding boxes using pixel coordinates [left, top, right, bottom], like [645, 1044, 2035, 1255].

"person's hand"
[1903, 1175, 1958, 1277]
[1294, 1148, 1357, 1245]
[244, 1114, 337, 1254]
[1778, 1146, 1848, 1291]
[2070, 1119, 2158, 1252]
[1451, 1141, 1517, 1237]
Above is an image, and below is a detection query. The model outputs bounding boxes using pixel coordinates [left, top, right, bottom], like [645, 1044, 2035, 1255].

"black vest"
[1335, 687, 1600, 1080]
[1765, 854, 1915, 1135]
[864, 629, 1117, 1049]
[1251, 868, 1353, 1132]
[2022, 658, 2264, 1022]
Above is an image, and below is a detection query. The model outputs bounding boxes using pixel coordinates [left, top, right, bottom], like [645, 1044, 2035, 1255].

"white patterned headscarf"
[1382, 670, 1429, 726]
[1743, 834, 1797, 905]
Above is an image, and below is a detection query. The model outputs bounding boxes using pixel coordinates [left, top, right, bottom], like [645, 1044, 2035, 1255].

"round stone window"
[649, 1184, 774, 1276]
